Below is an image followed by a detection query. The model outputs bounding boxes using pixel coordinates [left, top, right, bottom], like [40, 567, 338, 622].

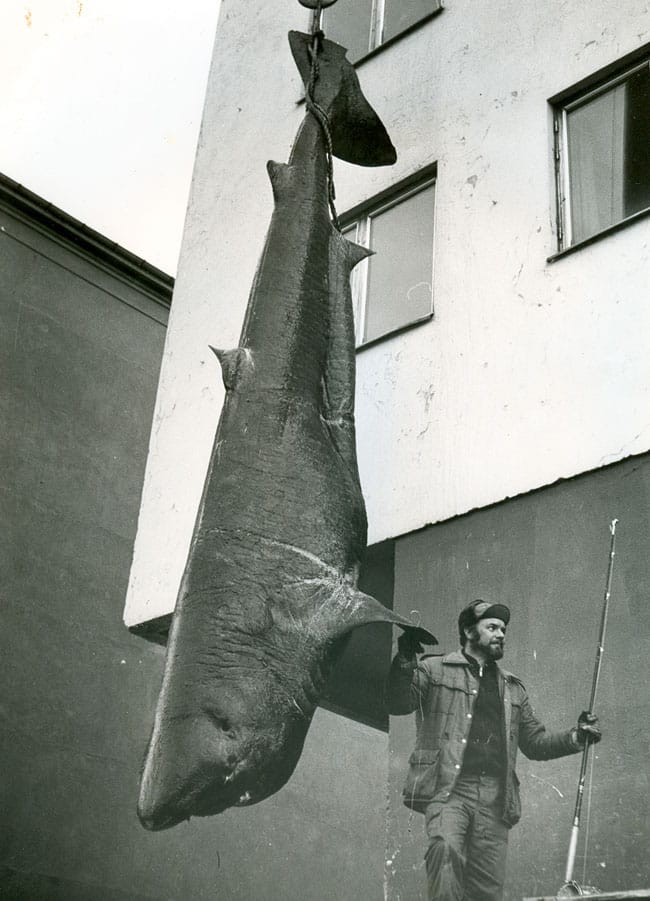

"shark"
[137, 29, 436, 831]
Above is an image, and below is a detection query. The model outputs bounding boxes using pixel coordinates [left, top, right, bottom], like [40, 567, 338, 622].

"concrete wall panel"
[387, 454, 650, 899]
[1, 191, 389, 900]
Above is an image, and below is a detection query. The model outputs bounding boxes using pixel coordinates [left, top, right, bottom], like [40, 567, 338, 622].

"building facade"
[125, 2, 650, 899]
[0, 174, 191, 899]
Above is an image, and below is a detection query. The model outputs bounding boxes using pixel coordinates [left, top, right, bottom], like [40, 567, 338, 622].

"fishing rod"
[560, 518, 618, 896]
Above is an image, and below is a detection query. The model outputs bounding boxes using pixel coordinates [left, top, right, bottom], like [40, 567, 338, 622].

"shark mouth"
[137, 716, 308, 830]
[138, 767, 258, 831]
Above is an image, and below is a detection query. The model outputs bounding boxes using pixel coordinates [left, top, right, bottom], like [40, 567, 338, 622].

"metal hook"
[298, 0, 338, 36]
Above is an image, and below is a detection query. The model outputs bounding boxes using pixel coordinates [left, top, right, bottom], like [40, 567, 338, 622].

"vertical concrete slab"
[1, 186, 391, 899]
[387, 456, 650, 900]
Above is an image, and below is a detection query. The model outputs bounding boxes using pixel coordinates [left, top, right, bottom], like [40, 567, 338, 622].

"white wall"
[344, 0, 650, 544]
[125, 0, 649, 625]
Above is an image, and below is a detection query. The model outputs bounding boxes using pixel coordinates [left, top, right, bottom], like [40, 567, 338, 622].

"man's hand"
[576, 710, 602, 745]
[397, 630, 424, 661]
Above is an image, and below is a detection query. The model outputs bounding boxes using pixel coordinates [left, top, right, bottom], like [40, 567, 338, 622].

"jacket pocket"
[402, 749, 440, 813]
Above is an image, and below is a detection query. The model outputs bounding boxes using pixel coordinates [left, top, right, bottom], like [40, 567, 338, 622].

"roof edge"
[0, 173, 174, 307]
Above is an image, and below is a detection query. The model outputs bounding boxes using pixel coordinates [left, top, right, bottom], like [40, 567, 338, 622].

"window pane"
[567, 85, 626, 243]
[324, 0, 373, 63]
[364, 184, 434, 343]
[342, 223, 364, 335]
[623, 67, 650, 217]
[383, 0, 441, 43]
[566, 66, 650, 244]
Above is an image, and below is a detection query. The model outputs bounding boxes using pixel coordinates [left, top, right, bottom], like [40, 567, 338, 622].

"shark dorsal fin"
[267, 160, 293, 203]
[343, 239, 372, 273]
[210, 346, 252, 391]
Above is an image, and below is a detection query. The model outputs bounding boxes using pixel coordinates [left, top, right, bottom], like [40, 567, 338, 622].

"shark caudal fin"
[289, 31, 397, 167]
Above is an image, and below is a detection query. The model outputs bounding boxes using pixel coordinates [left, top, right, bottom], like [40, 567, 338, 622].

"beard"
[469, 635, 505, 660]
[486, 640, 504, 660]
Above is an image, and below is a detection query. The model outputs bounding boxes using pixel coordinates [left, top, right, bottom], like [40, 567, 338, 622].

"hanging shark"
[137, 30, 436, 831]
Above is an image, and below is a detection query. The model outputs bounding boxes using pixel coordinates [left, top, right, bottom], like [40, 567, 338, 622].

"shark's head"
[137, 580, 435, 831]
[137, 669, 313, 830]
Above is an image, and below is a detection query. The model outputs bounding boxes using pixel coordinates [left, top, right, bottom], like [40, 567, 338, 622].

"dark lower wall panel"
[323, 539, 395, 729]
[387, 454, 650, 900]
[1, 203, 388, 901]
[0, 866, 156, 901]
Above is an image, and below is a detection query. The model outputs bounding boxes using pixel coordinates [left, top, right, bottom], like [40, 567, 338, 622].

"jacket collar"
[442, 648, 516, 682]
[442, 649, 472, 666]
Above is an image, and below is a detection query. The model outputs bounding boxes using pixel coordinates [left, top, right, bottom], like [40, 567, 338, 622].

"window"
[342, 173, 435, 346]
[324, 0, 442, 63]
[553, 56, 650, 249]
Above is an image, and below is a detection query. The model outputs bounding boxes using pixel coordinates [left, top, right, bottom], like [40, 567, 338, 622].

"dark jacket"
[386, 650, 581, 827]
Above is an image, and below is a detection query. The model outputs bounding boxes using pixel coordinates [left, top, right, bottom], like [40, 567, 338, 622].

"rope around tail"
[305, 21, 341, 231]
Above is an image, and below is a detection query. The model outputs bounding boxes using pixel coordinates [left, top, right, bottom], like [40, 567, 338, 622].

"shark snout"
[137, 806, 187, 833]
[137, 760, 237, 831]
[137, 711, 244, 829]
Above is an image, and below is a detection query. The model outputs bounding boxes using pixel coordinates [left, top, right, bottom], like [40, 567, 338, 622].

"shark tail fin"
[289, 31, 397, 168]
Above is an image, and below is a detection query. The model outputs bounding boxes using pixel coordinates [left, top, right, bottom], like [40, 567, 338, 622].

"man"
[386, 599, 601, 901]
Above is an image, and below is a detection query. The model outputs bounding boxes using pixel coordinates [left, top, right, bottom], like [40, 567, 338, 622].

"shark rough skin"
[137, 31, 436, 831]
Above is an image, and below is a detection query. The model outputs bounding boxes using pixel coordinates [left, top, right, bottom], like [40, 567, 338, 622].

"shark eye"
[205, 709, 234, 735]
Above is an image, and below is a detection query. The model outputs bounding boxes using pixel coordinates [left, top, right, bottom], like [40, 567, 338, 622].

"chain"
[304, 4, 341, 230]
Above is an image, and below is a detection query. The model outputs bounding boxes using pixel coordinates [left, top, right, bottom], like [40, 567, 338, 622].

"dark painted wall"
[323, 539, 395, 729]
[387, 455, 650, 900]
[0, 196, 177, 898]
[0, 190, 389, 901]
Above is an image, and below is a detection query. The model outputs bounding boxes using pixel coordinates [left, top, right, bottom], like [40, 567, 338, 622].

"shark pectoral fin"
[210, 346, 252, 391]
[332, 586, 437, 646]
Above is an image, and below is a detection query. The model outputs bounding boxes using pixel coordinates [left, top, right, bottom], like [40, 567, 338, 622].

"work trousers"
[424, 775, 509, 901]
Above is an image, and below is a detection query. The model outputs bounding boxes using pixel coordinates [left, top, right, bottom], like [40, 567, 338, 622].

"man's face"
[469, 617, 506, 660]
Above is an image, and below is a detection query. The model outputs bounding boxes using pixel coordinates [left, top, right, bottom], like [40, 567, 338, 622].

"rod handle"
[565, 823, 580, 883]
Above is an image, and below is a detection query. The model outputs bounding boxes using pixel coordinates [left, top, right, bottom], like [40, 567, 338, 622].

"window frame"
[324, 0, 443, 64]
[551, 50, 650, 255]
[340, 165, 437, 348]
